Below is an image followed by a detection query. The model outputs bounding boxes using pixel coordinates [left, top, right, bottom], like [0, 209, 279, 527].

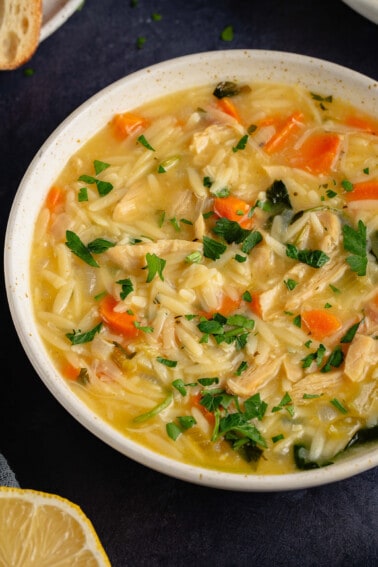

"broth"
[31, 81, 378, 474]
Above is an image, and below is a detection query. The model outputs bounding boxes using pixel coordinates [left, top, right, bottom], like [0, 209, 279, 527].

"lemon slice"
[0, 486, 111, 566]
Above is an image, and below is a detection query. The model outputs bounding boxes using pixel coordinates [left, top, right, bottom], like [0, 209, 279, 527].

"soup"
[31, 81, 378, 475]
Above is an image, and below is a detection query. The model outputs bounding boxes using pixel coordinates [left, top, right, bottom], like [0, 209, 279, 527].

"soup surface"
[32, 81, 378, 474]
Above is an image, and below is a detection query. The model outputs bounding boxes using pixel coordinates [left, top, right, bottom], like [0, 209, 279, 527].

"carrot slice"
[198, 295, 241, 320]
[264, 111, 304, 154]
[45, 186, 65, 213]
[291, 132, 341, 175]
[344, 180, 378, 201]
[302, 309, 342, 340]
[247, 291, 263, 319]
[61, 362, 80, 381]
[213, 195, 253, 228]
[99, 295, 139, 337]
[111, 112, 149, 139]
[216, 98, 242, 123]
[345, 114, 378, 135]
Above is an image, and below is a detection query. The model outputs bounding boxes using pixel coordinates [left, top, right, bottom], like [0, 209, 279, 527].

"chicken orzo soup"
[32, 81, 378, 474]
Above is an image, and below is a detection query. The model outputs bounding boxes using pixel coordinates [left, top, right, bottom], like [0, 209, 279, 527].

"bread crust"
[0, 0, 42, 70]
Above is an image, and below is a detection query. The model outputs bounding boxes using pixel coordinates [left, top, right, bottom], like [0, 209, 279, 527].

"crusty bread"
[0, 0, 42, 70]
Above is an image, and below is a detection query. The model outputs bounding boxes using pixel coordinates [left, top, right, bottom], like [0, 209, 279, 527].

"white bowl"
[5, 50, 378, 491]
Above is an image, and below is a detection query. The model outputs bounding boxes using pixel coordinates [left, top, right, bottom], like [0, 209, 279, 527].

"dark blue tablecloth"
[0, 1, 377, 565]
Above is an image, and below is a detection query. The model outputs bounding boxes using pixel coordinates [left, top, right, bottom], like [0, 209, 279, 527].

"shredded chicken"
[227, 357, 282, 397]
[291, 370, 344, 404]
[344, 333, 377, 382]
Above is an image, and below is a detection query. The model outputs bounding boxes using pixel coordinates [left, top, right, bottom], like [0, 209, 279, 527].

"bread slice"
[0, 0, 42, 70]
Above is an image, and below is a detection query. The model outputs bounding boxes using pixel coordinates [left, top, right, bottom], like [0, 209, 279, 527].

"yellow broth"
[31, 82, 378, 474]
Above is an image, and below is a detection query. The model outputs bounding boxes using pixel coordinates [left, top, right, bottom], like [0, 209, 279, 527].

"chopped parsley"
[213, 81, 240, 99]
[78, 187, 88, 202]
[203, 236, 227, 260]
[330, 398, 348, 414]
[342, 220, 368, 276]
[284, 278, 298, 291]
[137, 134, 155, 151]
[65, 230, 99, 268]
[156, 357, 178, 368]
[340, 321, 361, 343]
[145, 253, 166, 282]
[232, 134, 249, 152]
[272, 392, 294, 416]
[116, 278, 134, 300]
[66, 322, 103, 345]
[87, 238, 116, 254]
[286, 244, 330, 269]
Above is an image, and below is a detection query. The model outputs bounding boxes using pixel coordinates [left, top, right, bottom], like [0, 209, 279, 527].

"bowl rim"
[4, 49, 378, 491]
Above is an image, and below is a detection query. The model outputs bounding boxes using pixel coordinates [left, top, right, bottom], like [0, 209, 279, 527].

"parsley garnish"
[172, 379, 187, 396]
[157, 357, 177, 368]
[272, 392, 294, 416]
[340, 321, 361, 343]
[203, 236, 227, 260]
[116, 278, 134, 300]
[137, 134, 155, 151]
[232, 134, 248, 153]
[78, 187, 88, 202]
[66, 322, 102, 345]
[284, 278, 298, 291]
[342, 220, 367, 276]
[244, 393, 268, 421]
[78, 160, 113, 197]
[87, 238, 116, 254]
[330, 398, 348, 414]
[94, 160, 110, 175]
[286, 244, 330, 269]
[145, 253, 166, 282]
[65, 230, 99, 267]
[133, 392, 173, 423]
[166, 422, 182, 441]
[320, 346, 344, 373]
[265, 180, 292, 215]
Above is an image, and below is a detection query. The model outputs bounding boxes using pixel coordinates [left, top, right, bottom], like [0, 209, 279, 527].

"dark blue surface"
[0, 1, 377, 565]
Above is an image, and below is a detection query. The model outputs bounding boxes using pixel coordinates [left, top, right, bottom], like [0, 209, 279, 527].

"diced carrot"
[264, 111, 304, 154]
[213, 195, 253, 228]
[45, 186, 65, 213]
[302, 309, 342, 340]
[61, 362, 80, 381]
[344, 180, 378, 201]
[99, 294, 139, 337]
[191, 393, 215, 425]
[247, 291, 263, 319]
[111, 112, 149, 140]
[290, 132, 341, 175]
[345, 114, 377, 135]
[198, 295, 241, 320]
[216, 98, 242, 123]
[218, 295, 241, 316]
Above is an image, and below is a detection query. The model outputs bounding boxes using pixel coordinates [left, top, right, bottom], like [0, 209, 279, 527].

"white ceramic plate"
[342, 0, 378, 23]
[41, 0, 83, 42]
[5, 50, 378, 491]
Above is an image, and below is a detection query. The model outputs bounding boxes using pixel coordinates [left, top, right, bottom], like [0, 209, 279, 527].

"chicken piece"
[107, 240, 202, 272]
[227, 357, 282, 397]
[284, 260, 348, 312]
[290, 370, 343, 404]
[344, 333, 377, 382]
[190, 124, 236, 155]
[286, 210, 342, 255]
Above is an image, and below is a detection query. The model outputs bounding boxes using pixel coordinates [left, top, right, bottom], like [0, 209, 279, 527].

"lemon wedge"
[0, 486, 111, 566]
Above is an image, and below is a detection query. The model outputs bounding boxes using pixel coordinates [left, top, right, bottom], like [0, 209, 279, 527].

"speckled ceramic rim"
[4, 50, 378, 491]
